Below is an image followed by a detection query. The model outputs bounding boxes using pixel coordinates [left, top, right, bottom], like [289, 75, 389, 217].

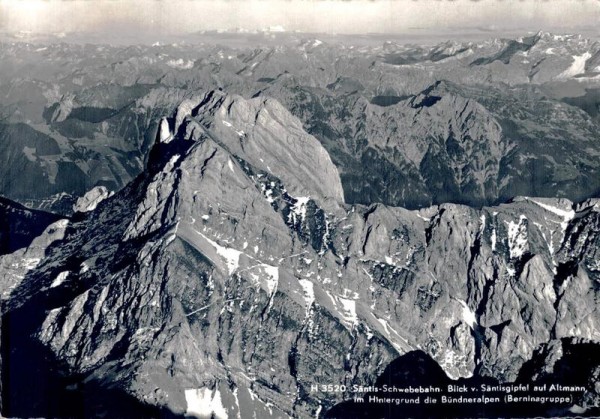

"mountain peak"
[155, 91, 345, 206]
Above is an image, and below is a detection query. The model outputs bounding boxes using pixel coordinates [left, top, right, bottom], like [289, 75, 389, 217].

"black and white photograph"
[1, 0, 600, 417]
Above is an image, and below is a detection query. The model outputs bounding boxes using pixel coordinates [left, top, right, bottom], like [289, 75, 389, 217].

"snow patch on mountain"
[558, 52, 592, 78]
[262, 264, 279, 296]
[22, 258, 41, 270]
[526, 198, 575, 233]
[288, 196, 310, 225]
[159, 118, 172, 143]
[166, 58, 194, 70]
[195, 229, 242, 275]
[338, 297, 358, 327]
[50, 271, 69, 288]
[374, 317, 410, 353]
[505, 215, 528, 259]
[185, 388, 228, 419]
[458, 300, 477, 329]
[298, 279, 315, 310]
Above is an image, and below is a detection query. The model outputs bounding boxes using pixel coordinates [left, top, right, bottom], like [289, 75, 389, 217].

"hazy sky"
[1, 0, 599, 36]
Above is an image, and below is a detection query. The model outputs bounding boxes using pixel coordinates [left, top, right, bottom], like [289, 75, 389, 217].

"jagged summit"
[155, 90, 345, 207]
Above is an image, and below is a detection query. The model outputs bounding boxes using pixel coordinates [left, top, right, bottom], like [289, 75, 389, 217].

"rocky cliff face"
[271, 79, 600, 208]
[1, 92, 599, 418]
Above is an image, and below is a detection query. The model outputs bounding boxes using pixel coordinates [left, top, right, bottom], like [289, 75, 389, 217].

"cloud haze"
[0, 0, 599, 36]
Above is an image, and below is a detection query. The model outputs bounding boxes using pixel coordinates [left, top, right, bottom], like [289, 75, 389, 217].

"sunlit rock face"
[0, 91, 599, 418]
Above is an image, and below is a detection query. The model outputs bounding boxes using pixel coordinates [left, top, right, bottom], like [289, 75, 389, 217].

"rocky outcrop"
[73, 186, 114, 213]
[1, 93, 599, 418]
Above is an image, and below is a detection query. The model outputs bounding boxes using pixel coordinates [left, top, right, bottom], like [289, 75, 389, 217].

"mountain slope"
[0, 196, 63, 256]
[268, 79, 600, 208]
[1, 93, 600, 417]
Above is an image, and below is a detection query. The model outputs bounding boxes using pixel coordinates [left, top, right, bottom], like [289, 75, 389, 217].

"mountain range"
[0, 32, 600, 418]
[0, 31, 599, 212]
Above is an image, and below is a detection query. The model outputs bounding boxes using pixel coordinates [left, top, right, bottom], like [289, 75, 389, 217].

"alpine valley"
[0, 31, 600, 418]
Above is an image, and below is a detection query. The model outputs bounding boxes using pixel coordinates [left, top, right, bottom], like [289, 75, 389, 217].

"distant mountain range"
[0, 31, 599, 213]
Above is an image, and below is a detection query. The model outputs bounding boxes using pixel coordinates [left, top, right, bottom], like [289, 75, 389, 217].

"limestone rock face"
[1, 93, 599, 418]
[46, 93, 75, 123]
[170, 90, 345, 205]
[73, 186, 114, 213]
[275, 79, 600, 209]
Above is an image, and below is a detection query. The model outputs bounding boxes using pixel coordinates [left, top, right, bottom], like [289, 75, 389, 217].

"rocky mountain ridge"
[0, 32, 599, 212]
[1, 92, 599, 418]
